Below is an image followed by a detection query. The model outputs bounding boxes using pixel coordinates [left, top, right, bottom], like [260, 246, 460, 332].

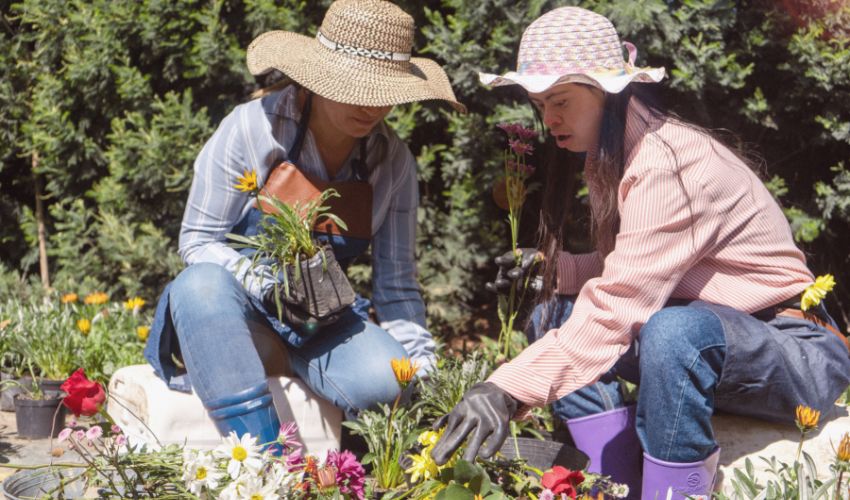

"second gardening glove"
[430, 382, 519, 465]
[485, 248, 544, 294]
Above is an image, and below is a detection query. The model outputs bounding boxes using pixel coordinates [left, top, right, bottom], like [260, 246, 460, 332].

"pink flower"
[515, 126, 538, 141]
[278, 421, 302, 452]
[540, 489, 555, 500]
[73, 429, 86, 441]
[111, 424, 122, 434]
[497, 122, 537, 141]
[57, 428, 73, 443]
[114, 434, 127, 446]
[86, 426, 103, 440]
[325, 449, 365, 499]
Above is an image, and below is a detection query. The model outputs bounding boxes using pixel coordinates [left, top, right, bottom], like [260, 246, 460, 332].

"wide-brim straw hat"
[479, 6, 665, 94]
[247, 0, 465, 113]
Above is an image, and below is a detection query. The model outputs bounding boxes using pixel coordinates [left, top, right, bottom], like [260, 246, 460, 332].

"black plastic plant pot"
[498, 437, 589, 472]
[284, 246, 356, 325]
[0, 467, 86, 500]
[13, 393, 66, 439]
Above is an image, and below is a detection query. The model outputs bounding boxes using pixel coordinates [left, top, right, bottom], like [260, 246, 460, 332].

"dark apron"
[144, 93, 375, 392]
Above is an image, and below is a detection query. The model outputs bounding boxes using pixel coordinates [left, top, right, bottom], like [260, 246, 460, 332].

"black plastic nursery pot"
[498, 437, 589, 472]
[0, 467, 86, 500]
[13, 393, 66, 439]
[283, 246, 356, 325]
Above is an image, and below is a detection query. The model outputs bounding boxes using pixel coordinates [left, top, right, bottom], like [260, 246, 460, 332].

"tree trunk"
[32, 151, 50, 289]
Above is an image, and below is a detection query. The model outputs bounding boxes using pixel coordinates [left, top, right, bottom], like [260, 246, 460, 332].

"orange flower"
[391, 357, 419, 388]
[84, 292, 109, 305]
[61, 293, 78, 304]
[316, 466, 338, 490]
[838, 433, 850, 462]
[796, 404, 821, 432]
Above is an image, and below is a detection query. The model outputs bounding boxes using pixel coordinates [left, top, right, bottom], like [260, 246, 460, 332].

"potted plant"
[10, 365, 66, 439]
[227, 185, 356, 334]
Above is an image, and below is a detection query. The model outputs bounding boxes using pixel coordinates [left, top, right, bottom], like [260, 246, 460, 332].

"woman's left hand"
[430, 382, 518, 465]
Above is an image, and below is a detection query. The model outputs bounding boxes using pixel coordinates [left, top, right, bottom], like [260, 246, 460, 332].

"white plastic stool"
[106, 364, 342, 457]
[713, 405, 850, 493]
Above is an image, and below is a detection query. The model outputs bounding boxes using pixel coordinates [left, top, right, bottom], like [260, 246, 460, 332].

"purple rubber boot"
[566, 405, 642, 499]
[641, 447, 720, 499]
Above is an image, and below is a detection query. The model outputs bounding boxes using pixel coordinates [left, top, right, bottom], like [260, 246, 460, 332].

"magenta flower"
[509, 139, 534, 156]
[325, 449, 366, 499]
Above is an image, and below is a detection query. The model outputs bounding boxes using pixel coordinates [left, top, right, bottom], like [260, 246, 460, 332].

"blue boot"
[205, 382, 281, 449]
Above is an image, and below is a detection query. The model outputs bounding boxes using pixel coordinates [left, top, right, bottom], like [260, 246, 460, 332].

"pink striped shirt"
[488, 98, 815, 409]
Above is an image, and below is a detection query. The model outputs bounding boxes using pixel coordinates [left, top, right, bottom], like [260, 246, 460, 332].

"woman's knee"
[639, 306, 724, 370]
[171, 263, 240, 311]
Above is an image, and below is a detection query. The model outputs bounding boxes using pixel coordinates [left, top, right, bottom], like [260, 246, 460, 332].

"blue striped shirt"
[178, 85, 435, 370]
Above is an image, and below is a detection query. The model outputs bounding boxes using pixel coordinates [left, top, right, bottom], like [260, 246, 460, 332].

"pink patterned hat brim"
[478, 65, 665, 94]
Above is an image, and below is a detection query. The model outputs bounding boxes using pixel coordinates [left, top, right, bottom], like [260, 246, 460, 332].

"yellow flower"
[77, 318, 91, 335]
[801, 274, 835, 311]
[61, 293, 78, 304]
[405, 451, 439, 484]
[418, 429, 442, 449]
[795, 404, 821, 432]
[0, 319, 10, 330]
[391, 357, 419, 388]
[837, 433, 850, 462]
[234, 169, 258, 193]
[137, 326, 150, 341]
[123, 297, 146, 311]
[84, 292, 109, 305]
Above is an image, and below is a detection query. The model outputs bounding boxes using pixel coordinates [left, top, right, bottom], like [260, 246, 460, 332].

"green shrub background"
[1, 0, 848, 337]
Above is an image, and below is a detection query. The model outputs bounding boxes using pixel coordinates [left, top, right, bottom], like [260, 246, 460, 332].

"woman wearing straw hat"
[430, 6, 850, 499]
[143, 0, 464, 447]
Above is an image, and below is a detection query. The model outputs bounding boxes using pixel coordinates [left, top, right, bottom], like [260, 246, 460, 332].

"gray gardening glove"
[430, 382, 519, 465]
[484, 248, 544, 294]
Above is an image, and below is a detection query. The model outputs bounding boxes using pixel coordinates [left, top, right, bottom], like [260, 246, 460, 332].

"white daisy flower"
[238, 475, 280, 500]
[214, 431, 264, 479]
[182, 449, 224, 495]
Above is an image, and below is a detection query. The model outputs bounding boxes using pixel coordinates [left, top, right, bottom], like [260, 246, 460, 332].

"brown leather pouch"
[258, 161, 372, 239]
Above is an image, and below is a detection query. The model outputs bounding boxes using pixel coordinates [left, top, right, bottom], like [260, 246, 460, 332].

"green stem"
[796, 433, 805, 463]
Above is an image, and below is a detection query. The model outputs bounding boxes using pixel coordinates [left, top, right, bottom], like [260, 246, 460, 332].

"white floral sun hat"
[479, 6, 665, 94]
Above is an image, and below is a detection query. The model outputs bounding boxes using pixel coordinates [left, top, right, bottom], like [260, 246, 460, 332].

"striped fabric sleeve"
[178, 105, 275, 300]
[488, 166, 719, 408]
[371, 143, 436, 369]
[556, 251, 604, 295]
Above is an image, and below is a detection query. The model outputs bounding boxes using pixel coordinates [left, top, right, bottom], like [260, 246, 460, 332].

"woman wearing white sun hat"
[432, 6, 850, 499]
[144, 0, 464, 448]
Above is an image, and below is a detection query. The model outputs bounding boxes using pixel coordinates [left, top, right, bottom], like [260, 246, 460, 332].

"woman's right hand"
[484, 248, 544, 294]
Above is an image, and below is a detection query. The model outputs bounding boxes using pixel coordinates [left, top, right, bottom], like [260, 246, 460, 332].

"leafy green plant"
[226, 188, 347, 302]
[414, 352, 492, 420]
[343, 404, 423, 491]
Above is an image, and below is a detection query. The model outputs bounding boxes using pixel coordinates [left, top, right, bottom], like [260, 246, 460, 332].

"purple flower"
[325, 449, 366, 500]
[509, 139, 534, 156]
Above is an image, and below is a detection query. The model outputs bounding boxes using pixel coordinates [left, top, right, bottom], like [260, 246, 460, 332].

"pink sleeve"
[556, 251, 604, 295]
[488, 167, 719, 408]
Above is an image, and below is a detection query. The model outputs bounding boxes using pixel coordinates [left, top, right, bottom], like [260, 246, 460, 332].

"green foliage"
[2, 0, 850, 338]
[715, 453, 840, 500]
[414, 352, 492, 420]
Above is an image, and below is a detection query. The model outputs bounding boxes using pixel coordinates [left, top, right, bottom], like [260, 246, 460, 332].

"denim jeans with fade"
[528, 295, 850, 462]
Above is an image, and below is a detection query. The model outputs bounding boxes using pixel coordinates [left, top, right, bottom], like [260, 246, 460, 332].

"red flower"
[541, 466, 585, 498]
[60, 368, 106, 417]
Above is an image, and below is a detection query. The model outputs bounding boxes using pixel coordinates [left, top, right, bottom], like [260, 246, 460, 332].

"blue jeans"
[168, 263, 409, 418]
[528, 295, 850, 462]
